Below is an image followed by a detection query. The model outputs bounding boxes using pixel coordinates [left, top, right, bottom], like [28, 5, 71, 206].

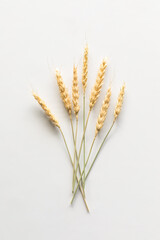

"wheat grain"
[82, 45, 88, 92]
[95, 87, 111, 135]
[33, 92, 60, 128]
[89, 59, 107, 110]
[72, 65, 80, 118]
[114, 83, 125, 120]
[56, 69, 72, 115]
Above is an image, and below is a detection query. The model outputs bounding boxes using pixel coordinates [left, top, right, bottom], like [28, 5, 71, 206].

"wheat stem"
[72, 117, 78, 193]
[59, 127, 89, 212]
[71, 121, 115, 204]
[83, 93, 86, 189]
[74, 110, 91, 182]
[70, 114, 75, 145]
[82, 45, 88, 190]
[71, 135, 96, 204]
[69, 114, 78, 188]
[70, 114, 83, 190]
[86, 121, 115, 179]
[79, 110, 91, 157]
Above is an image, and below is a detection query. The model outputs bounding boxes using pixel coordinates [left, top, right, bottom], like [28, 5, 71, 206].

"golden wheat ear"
[32, 91, 60, 128]
[89, 59, 107, 110]
[72, 65, 80, 118]
[55, 69, 72, 115]
[114, 83, 125, 121]
[95, 86, 111, 136]
[82, 45, 88, 93]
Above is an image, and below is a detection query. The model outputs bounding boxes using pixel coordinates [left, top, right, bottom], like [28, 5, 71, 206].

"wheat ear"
[82, 45, 88, 93]
[95, 87, 111, 136]
[114, 83, 125, 121]
[56, 69, 72, 115]
[72, 65, 80, 118]
[33, 92, 60, 128]
[89, 59, 107, 110]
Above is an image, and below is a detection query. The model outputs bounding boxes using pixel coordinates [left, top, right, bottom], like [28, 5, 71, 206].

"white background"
[0, 0, 160, 239]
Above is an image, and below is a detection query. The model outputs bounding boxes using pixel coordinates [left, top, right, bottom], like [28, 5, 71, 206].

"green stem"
[74, 110, 91, 182]
[83, 93, 86, 189]
[70, 114, 75, 144]
[71, 121, 115, 204]
[71, 135, 96, 204]
[79, 110, 90, 158]
[70, 115, 82, 184]
[86, 121, 115, 179]
[59, 127, 89, 212]
[72, 117, 78, 193]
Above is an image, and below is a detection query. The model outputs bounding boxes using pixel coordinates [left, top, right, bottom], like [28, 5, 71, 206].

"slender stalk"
[70, 114, 75, 144]
[72, 117, 78, 193]
[71, 121, 115, 204]
[59, 127, 89, 212]
[74, 110, 91, 181]
[86, 121, 115, 179]
[78, 110, 91, 158]
[71, 135, 96, 204]
[70, 114, 82, 181]
[70, 114, 76, 192]
[83, 93, 86, 188]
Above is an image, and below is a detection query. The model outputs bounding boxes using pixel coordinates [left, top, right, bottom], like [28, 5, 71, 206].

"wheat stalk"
[84, 84, 126, 184]
[33, 92, 60, 128]
[71, 133, 96, 204]
[74, 59, 107, 187]
[72, 120, 115, 203]
[73, 87, 111, 200]
[82, 45, 88, 190]
[76, 59, 107, 166]
[71, 84, 126, 203]
[56, 69, 72, 115]
[59, 128, 89, 212]
[95, 87, 111, 136]
[32, 91, 89, 211]
[32, 44, 126, 212]
[56, 69, 83, 193]
[89, 59, 107, 110]
[55, 68, 74, 147]
[72, 65, 80, 192]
